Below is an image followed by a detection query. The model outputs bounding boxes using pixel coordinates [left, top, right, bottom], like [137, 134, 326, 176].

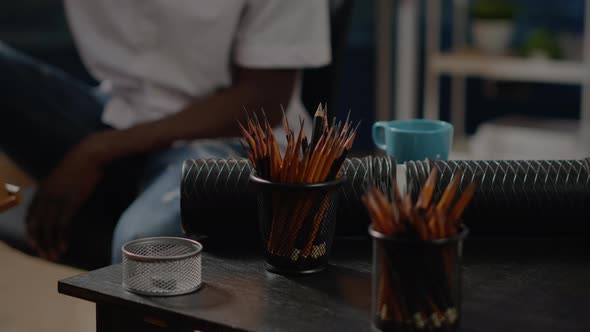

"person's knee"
[0, 41, 22, 65]
[0, 40, 12, 55]
[0, 42, 36, 91]
[0, 41, 49, 78]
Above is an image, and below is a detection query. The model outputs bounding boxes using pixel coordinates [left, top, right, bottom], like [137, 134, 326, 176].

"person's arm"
[26, 67, 296, 260]
[90, 67, 297, 164]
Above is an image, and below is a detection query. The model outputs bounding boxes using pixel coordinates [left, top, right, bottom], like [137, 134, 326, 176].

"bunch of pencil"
[363, 169, 476, 331]
[240, 105, 357, 261]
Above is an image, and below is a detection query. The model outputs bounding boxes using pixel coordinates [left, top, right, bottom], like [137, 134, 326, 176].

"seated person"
[0, 1, 330, 265]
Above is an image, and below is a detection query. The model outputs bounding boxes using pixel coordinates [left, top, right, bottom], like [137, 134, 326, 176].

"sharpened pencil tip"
[314, 107, 325, 118]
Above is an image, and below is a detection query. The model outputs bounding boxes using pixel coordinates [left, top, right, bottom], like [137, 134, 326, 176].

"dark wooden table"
[58, 237, 590, 332]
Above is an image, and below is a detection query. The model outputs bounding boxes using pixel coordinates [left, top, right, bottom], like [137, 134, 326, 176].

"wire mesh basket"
[370, 226, 468, 331]
[250, 173, 346, 274]
[122, 237, 203, 296]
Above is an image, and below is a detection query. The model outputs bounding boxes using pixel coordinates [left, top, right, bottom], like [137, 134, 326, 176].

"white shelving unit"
[422, 0, 590, 156]
[375, 0, 420, 122]
[431, 52, 588, 84]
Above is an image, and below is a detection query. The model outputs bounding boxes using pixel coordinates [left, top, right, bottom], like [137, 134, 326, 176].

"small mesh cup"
[250, 173, 346, 274]
[369, 226, 468, 331]
[122, 237, 203, 296]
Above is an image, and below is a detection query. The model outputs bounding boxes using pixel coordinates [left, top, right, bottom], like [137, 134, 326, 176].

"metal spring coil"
[180, 157, 395, 239]
[406, 159, 590, 234]
[181, 157, 590, 238]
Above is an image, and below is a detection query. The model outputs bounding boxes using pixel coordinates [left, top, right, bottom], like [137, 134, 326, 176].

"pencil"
[309, 104, 325, 153]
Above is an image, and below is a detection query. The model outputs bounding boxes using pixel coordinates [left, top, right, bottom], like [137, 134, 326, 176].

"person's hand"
[26, 131, 116, 260]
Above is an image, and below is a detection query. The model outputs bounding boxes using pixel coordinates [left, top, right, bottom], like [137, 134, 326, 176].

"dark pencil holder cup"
[369, 226, 468, 332]
[249, 173, 346, 274]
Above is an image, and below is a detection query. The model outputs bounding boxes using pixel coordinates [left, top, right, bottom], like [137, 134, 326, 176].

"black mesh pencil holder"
[249, 173, 346, 274]
[369, 226, 468, 332]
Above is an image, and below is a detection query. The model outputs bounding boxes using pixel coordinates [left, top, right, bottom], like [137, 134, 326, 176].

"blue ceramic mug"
[372, 119, 453, 163]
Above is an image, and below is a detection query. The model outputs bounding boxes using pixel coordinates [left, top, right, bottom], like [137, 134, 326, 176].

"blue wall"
[335, 0, 377, 151]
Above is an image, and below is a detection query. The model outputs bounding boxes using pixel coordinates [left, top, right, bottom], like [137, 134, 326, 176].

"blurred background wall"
[2, 0, 586, 152]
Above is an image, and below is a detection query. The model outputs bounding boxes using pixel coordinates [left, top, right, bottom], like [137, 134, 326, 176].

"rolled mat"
[406, 159, 590, 235]
[181, 157, 395, 240]
[181, 157, 590, 239]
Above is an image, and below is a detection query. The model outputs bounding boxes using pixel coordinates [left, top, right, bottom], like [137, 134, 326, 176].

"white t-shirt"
[63, 1, 331, 140]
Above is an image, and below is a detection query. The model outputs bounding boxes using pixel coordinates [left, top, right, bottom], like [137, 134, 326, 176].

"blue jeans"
[0, 41, 242, 266]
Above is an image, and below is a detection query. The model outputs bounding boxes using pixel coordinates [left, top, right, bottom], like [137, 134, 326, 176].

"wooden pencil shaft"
[313, 140, 340, 182]
[416, 168, 438, 210]
[278, 193, 318, 254]
[309, 105, 325, 151]
[449, 181, 476, 222]
[437, 172, 462, 213]
[373, 189, 396, 226]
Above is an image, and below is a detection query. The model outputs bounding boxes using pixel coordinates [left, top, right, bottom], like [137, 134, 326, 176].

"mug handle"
[372, 122, 389, 151]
